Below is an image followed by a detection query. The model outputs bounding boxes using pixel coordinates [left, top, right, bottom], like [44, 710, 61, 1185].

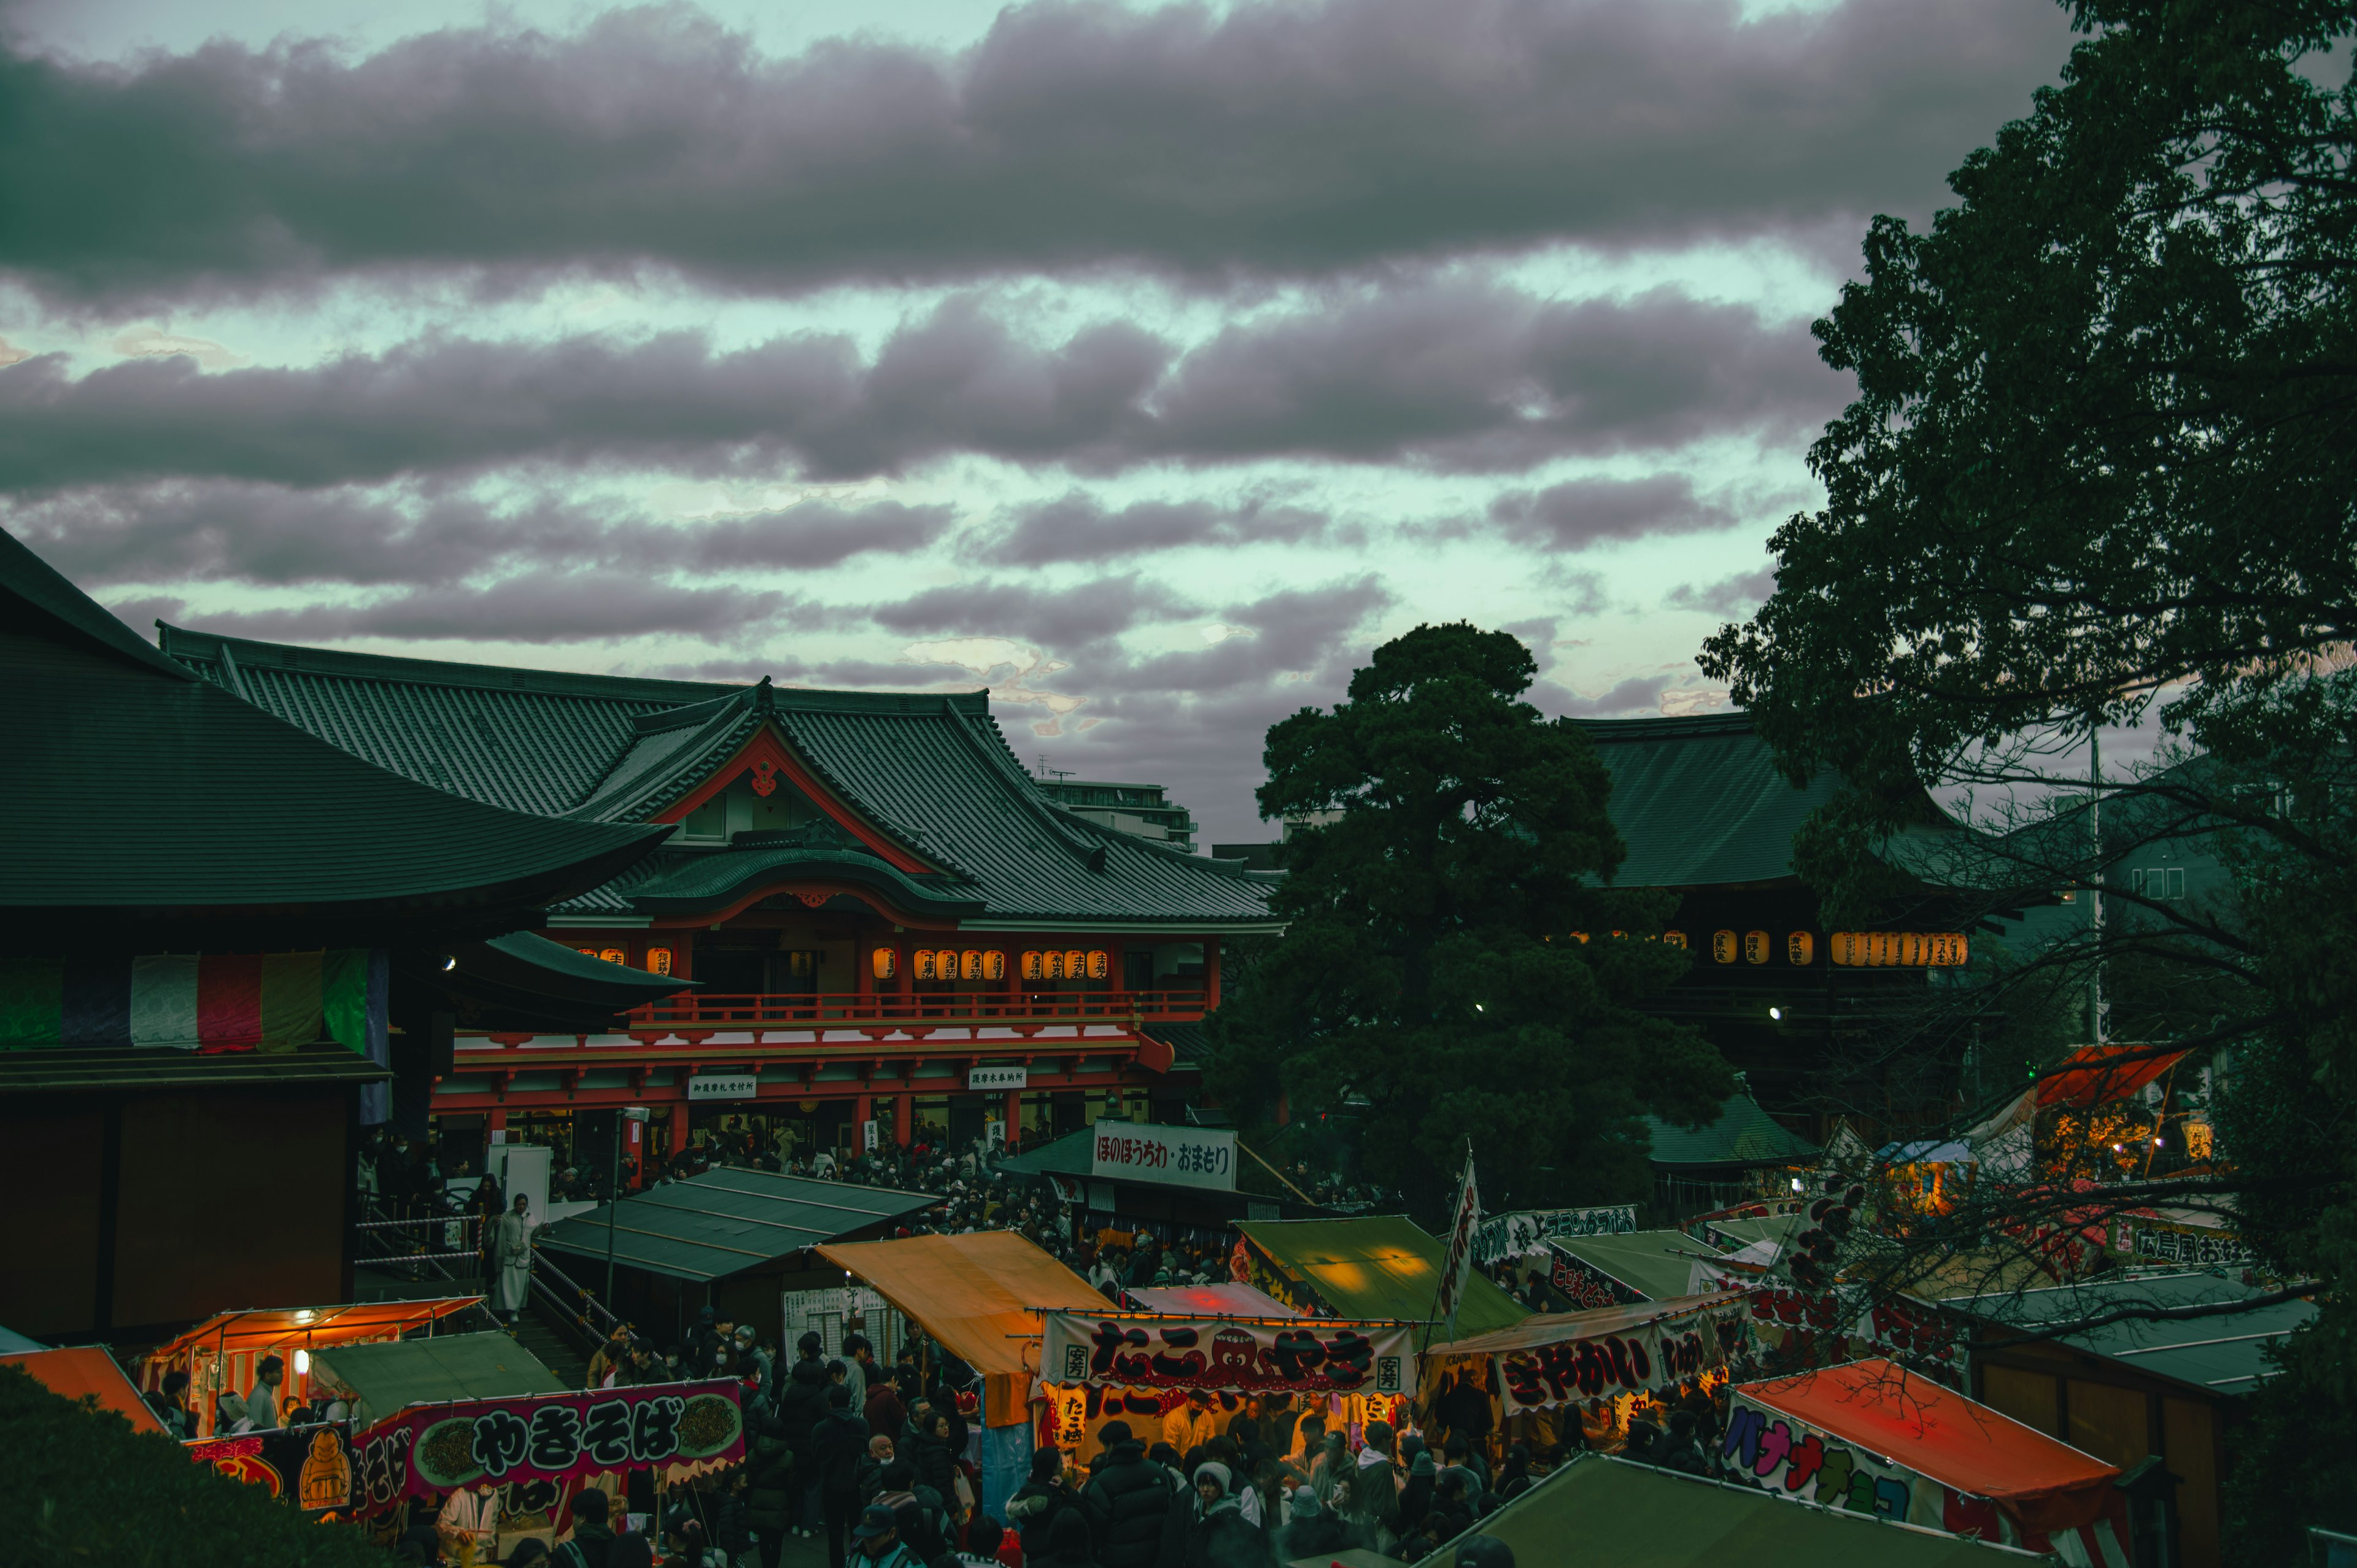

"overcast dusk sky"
[0, 0, 2075, 841]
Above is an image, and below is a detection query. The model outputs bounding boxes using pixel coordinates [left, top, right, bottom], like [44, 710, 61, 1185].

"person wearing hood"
[1398, 1448, 1435, 1531]
[1281, 1486, 1352, 1561]
[1004, 1445, 1078, 1562]
[1172, 1463, 1260, 1568]
[1079, 1421, 1175, 1568]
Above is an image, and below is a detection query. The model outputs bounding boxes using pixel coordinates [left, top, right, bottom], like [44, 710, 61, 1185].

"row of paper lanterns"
[1564, 930, 1969, 967]
[873, 948, 1113, 982]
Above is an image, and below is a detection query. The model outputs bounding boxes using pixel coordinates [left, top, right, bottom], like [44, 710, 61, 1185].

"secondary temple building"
[156, 627, 1283, 1173]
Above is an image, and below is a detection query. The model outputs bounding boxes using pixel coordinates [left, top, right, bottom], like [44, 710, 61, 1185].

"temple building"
[0, 531, 678, 1339]
[155, 627, 1283, 1175]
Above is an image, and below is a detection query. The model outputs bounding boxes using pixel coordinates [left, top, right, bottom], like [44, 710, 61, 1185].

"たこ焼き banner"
[1042, 1313, 1418, 1397]
[1487, 1300, 1746, 1415]
[346, 1381, 744, 1517]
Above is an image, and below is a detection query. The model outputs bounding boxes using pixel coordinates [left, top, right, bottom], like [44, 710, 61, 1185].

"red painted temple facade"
[158, 628, 1282, 1171]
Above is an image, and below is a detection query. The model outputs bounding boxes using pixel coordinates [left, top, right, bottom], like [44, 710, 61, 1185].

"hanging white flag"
[1434, 1142, 1481, 1338]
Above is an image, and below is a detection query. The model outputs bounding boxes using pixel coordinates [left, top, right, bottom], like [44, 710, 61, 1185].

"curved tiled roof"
[157, 625, 1278, 929]
[1570, 713, 1846, 888]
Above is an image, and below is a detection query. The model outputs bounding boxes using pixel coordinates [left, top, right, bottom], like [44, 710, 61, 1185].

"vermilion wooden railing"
[621, 988, 1210, 1032]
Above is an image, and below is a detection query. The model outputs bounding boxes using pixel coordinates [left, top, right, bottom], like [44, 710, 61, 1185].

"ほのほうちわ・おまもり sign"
[1089, 1123, 1235, 1190]
[1042, 1313, 1415, 1396]
[346, 1380, 744, 1518]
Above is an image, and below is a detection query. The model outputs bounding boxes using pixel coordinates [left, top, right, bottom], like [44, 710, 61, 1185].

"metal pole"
[606, 1114, 621, 1311]
[2091, 721, 2108, 1046]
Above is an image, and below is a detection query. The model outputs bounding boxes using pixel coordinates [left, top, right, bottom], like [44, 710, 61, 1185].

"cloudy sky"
[0, 0, 2073, 841]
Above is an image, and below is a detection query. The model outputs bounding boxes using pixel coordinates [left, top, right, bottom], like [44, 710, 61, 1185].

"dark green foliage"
[1207, 623, 1732, 1222]
[1697, 4, 2356, 1558]
[0, 1364, 393, 1567]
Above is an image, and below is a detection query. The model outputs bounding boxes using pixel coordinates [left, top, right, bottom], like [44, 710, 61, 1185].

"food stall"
[1231, 1216, 1528, 1332]
[140, 1295, 485, 1436]
[816, 1230, 1106, 1520]
[1727, 1357, 2131, 1566]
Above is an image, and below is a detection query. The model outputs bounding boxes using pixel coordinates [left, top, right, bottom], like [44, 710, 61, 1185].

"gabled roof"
[157, 625, 1279, 928]
[1644, 1092, 1821, 1169]
[1570, 713, 1846, 887]
[1, 532, 671, 945]
[539, 1168, 938, 1281]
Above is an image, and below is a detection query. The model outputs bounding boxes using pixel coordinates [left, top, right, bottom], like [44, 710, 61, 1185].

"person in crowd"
[438, 1479, 501, 1563]
[586, 1330, 629, 1391]
[864, 1369, 908, 1442]
[1495, 1442, 1536, 1501]
[1080, 1421, 1176, 1568]
[1352, 1419, 1402, 1545]
[246, 1356, 287, 1431]
[873, 1458, 950, 1565]
[683, 1307, 721, 1378]
[856, 1435, 896, 1508]
[505, 1537, 552, 1567]
[1282, 1486, 1350, 1561]
[955, 1516, 1013, 1568]
[745, 1386, 799, 1568]
[608, 1536, 657, 1568]
[1398, 1448, 1435, 1530]
[776, 1331, 832, 1539]
[1006, 1443, 1078, 1560]
[814, 1384, 873, 1568]
[1171, 1462, 1258, 1568]
[145, 1370, 194, 1438]
[742, 1330, 775, 1400]
[1161, 1388, 1219, 1456]
[852, 1504, 922, 1568]
[556, 1486, 616, 1568]
[840, 1332, 872, 1409]
[1442, 1434, 1489, 1500]
[490, 1191, 536, 1329]
[1457, 1535, 1517, 1568]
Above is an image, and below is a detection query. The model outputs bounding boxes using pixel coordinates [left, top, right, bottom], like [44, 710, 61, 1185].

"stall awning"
[816, 1232, 1105, 1428]
[1736, 1357, 2119, 1534]
[2, 1346, 162, 1434]
[1424, 1291, 1741, 1359]
[1126, 1283, 1298, 1317]
[143, 1296, 482, 1369]
[541, 1169, 937, 1282]
[309, 1330, 567, 1431]
[1236, 1217, 1528, 1333]
[2037, 1044, 2186, 1109]
[1429, 1453, 2034, 1567]
[1549, 1229, 1722, 1303]
[1949, 1272, 2315, 1394]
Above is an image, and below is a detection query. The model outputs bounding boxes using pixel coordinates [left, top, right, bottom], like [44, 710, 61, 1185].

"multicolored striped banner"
[0, 950, 382, 1056]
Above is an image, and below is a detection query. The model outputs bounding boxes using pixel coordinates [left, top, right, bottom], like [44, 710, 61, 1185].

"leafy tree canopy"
[1209, 622, 1732, 1221]
[1698, 4, 2355, 1558]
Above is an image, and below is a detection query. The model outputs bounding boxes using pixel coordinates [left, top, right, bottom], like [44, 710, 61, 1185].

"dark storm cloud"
[1485, 473, 1737, 550]
[0, 283, 1830, 490]
[867, 573, 1198, 646]
[4, 481, 953, 585]
[120, 572, 794, 644]
[1665, 565, 1776, 614]
[983, 492, 1341, 566]
[0, 0, 2069, 303]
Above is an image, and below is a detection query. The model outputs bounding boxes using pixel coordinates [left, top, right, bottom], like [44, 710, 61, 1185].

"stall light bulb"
[294, 1349, 310, 1375]
[442, 956, 457, 971]
[2111, 1142, 2124, 1152]
[1474, 1003, 1485, 1013]
[2153, 1137, 2165, 1147]
[1768, 1006, 1783, 1021]
[1790, 1178, 1804, 1194]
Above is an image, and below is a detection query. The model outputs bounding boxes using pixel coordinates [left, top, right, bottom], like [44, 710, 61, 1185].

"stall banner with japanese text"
[347, 1380, 743, 1517]
[1720, 1391, 1942, 1524]
[188, 1422, 357, 1516]
[1089, 1124, 1236, 1191]
[1042, 1313, 1416, 1396]
[1492, 1302, 1744, 1415]
[1474, 1206, 1637, 1263]
[1544, 1242, 1647, 1311]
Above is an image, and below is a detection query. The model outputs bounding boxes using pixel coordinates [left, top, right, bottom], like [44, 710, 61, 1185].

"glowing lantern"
[1743, 930, 1770, 965]
[1662, 931, 1688, 949]
[959, 950, 983, 981]
[1569, 932, 1590, 944]
[983, 951, 1007, 981]
[1086, 950, 1110, 981]
[1064, 949, 1086, 980]
[1043, 952, 1065, 981]
[913, 950, 937, 981]
[1711, 930, 1738, 965]
[645, 947, 673, 976]
[1829, 932, 1859, 967]
[872, 948, 896, 982]
[600, 947, 627, 966]
[1786, 932, 1813, 967]
[1022, 951, 1045, 981]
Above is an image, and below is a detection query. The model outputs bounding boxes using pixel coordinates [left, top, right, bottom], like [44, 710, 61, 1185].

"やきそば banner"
[1089, 1123, 1236, 1191]
[1042, 1313, 1417, 1396]
[347, 1381, 743, 1516]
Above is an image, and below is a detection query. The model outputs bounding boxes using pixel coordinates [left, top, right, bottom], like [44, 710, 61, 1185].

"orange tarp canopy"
[2037, 1045, 2186, 1110]
[4, 1346, 164, 1435]
[1736, 1357, 2119, 1534]
[816, 1232, 1105, 1428]
[1425, 1291, 1743, 1358]
[142, 1296, 482, 1369]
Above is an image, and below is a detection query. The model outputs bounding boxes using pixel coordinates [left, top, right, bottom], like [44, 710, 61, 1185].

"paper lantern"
[1786, 932, 1813, 967]
[1829, 932, 1858, 967]
[576, 948, 598, 960]
[959, 950, 984, 981]
[1043, 951, 1065, 981]
[913, 949, 937, 981]
[1022, 951, 1045, 981]
[1064, 949, 1086, 980]
[872, 948, 896, 981]
[1743, 930, 1770, 965]
[599, 947, 627, 966]
[1569, 932, 1590, 944]
[1662, 931, 1688, 949]
[644, 947, 673, 976]
[1086, 950, 1110, 981]
[983, 951, 1007, 981]
[1711, 930, 1738, 965]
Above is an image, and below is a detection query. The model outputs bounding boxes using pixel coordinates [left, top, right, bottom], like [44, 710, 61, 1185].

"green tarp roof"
[1236, 1217, 1528, 1333]
[1571, 713, 1843, 888]
[1425, 1453, 2038, 1566]
[309, 1330, 565, 1430]
[540, 1168, 939, 1281]
[1550, 1230, 1721, 1303]
[1, 530, 669, 939]
[158, 625, 1281, 929]
[1644, 1094, 1820, 1169]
